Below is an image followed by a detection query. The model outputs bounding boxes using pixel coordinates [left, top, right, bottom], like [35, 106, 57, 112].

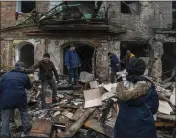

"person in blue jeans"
[65, 44, 81, 85]
[0, 62, 32, 138]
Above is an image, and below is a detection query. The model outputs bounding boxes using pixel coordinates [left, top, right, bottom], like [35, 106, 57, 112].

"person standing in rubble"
[108, 52, 120, 83]
[65, 44, 81, 85]
[114, 58, 159, 138]
[0, 62, 32, 138]
[125, 49, 135, 67]
[29, 53, 59, 109]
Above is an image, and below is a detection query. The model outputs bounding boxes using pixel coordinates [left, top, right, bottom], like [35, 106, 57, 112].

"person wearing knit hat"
[28, 53, 59, 109]
[114, 58, 159, 138]
[0, 62, 32, 137]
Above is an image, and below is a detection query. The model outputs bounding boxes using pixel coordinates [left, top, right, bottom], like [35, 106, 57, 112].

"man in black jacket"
[29, 53, 59, 109]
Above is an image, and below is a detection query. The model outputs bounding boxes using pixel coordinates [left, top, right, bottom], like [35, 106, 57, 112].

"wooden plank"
[84, 82, 90, 90]
[84, 119, 114, 138]
[39, 24, 109, 31]
[155, 121, 175, 127]
[57, 108, 96, 138]
[157, 113, 176, 121]
[30, 119, 52, 136]
[71, 108, 85, 121]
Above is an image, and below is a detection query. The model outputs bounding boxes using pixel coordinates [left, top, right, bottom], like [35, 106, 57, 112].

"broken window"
[47, 1, 105, 21]
[20, 44, 34, 69]
[62, 1, 96, 20]
[120, 42, 149, 70]
[172, 1, 176, 30]
[161, 42, 176, 81]
[16, 1, 36, 13]
[121, 1, 140, 14]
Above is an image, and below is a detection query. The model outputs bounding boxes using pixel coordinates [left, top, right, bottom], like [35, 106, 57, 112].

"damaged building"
[0, 1, 176, 81]
[0, 1, 176, 138]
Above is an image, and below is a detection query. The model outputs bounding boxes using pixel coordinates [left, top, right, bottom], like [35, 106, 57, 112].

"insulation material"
[170, 95, 175, 106]
[84, 88, 102, 108]
[89, 81, 99, 89]
[101, 92, 116, 101]
[80, 71, 94, 83]
[103, 83, 117, 92]
[62, 111, 73, 119]
[158, 100, 173, 115]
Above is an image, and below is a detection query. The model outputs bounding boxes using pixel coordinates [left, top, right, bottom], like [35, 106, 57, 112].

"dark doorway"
[63, 43, 95, 75]
[20, 44, 34, 69]
[161, 42, 176, 80]
[120, 42, 149, 69]
[172, 1, 176, 30]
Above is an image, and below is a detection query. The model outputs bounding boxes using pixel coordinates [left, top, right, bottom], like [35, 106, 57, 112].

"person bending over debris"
[0, 62, 32, 138]
[114, 58, 159, 138]
[28, 53, 59, 109]
[108, 52, 120, 83]
[65, 44, 81, 85]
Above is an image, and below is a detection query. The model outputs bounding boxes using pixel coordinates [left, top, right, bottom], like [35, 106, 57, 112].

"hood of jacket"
[116, 76, 152, 105]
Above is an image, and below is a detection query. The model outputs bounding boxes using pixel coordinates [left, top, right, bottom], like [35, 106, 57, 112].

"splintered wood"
[57, 108, 96, 138]
[30, 119, 52, 137]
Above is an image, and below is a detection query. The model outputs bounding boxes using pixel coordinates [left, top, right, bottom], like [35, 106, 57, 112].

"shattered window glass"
[45, 1, 106, 21]
[121, 1, 141, 14]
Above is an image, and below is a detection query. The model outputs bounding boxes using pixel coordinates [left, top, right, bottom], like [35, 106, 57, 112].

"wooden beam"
[30, 119, 52, 136]
[39, 24, 109, 31]
[157, 113, 176, 121]
[154, 30, 176, 34]
[84, 119, 114, 138]
[57, 108, 96, 138]
[155, 121, 175, 127]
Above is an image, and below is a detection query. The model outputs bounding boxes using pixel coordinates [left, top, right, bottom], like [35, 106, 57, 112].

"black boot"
[41, 103, 46, 109]
[52, 98, 58, 104]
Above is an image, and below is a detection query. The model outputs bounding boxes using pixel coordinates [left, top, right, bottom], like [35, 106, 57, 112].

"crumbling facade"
[0, 1, 176, 82]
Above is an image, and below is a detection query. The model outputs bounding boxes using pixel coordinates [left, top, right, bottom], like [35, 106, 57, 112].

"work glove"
[56, 80, 60, 84]
[25, 69, 32, 74]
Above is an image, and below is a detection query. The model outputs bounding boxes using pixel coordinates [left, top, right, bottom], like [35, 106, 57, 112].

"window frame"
[16, 0, 36, 13]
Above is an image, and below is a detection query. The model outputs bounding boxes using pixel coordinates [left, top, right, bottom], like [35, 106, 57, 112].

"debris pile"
[3, 71, 176, 138]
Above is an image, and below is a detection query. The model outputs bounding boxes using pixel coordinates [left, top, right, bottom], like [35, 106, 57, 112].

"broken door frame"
[60, 41, 96, 75]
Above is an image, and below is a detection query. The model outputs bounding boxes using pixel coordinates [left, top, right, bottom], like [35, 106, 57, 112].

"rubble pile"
[3, 71, 176, 138]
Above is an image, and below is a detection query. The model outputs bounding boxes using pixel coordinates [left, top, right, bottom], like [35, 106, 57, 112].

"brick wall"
[1, 2, 16, 28]
[0, 1, 51, 29]
[36, 1, 50, 13]
[0, 1, 174, 76]
[107, 1, 173, 39]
